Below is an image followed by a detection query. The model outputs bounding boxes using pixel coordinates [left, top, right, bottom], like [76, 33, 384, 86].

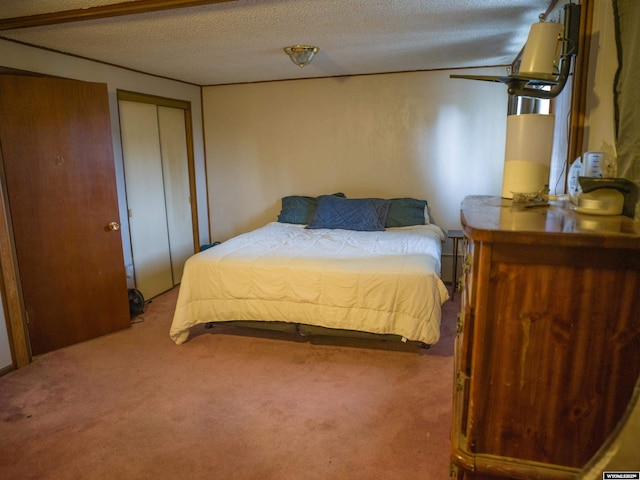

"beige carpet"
[0, 287, 458, 479]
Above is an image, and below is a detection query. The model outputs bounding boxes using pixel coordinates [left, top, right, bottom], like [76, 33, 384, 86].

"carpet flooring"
[0, 287, 459, 480]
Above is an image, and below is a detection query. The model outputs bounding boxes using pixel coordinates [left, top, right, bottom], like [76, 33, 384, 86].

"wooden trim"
[473, 453, 580, 480]
[183, 109, 200, 253]
[451, 447, 581, 480]
[117, 89, 191, 110]
[0, 146, 31, 368]
[200, 90, 213, 245]
[0, 0, 238, 31]
[452, 418, 581, 479]
[567, 0, 593, 179]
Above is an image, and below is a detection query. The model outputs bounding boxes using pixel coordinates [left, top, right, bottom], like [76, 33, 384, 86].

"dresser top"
[461, 195, 640, 249]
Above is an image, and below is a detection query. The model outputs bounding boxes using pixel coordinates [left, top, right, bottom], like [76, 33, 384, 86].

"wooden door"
[0, 75, 130, 355]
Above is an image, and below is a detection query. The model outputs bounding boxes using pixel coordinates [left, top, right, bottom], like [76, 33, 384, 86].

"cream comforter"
[170, 222, 449, 345]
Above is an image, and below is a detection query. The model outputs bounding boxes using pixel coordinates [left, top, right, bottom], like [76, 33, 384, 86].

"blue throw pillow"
[306, 196, 391, 231]
[278, 193, 346, 224]
[385, 198, 428, 227]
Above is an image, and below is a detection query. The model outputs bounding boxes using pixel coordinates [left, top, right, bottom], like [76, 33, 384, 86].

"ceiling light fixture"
[284, 45, 319, 67]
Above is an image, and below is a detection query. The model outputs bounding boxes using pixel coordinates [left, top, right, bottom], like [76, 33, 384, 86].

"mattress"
[170, 222, 449, 345]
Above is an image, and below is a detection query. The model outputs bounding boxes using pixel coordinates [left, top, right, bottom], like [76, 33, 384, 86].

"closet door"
[119, 99, 194, 300]
[157, 106, 193, 284]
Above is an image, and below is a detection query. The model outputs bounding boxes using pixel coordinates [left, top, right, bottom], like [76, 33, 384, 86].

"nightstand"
[447, 229, 464, 300]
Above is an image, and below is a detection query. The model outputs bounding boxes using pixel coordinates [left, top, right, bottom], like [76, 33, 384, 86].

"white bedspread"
[170, 222, 449, 345]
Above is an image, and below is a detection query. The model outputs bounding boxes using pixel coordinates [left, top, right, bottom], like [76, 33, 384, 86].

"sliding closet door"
[157, 106, 193, 284]
[119, 100, 173, 298]
[118, 97, 196, 300]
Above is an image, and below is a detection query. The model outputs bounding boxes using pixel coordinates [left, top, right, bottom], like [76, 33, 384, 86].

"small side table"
[447, 230, 464, 300]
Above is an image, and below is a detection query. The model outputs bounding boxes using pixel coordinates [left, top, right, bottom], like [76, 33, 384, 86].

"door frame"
[0, 69, 53, 368]
[0, 147, 30, 368]
[116, 90, 200, 256]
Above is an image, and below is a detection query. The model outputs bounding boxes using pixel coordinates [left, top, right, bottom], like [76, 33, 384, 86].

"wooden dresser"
[451, 195, 640, 479]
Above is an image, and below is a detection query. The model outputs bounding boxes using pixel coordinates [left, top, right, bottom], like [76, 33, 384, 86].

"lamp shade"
[519, 21, 564, 78]
[501, 113, 555, 199]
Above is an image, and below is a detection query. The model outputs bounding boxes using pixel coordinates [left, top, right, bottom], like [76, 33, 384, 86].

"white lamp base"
[501, 113, 555, 200]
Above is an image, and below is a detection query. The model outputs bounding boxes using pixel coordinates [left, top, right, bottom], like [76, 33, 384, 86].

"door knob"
[108, 222, 120, 231]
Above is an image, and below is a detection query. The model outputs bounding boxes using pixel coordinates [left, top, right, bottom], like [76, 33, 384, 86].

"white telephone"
[567, 151, 616, 203]
[568, 151, 624, 215]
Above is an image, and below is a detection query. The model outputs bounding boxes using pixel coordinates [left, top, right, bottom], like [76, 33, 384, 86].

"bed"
[170, 194, 449, 346]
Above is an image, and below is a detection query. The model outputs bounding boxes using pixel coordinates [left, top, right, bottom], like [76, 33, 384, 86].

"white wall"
[582, 0, 617, 155]
[0, 38, 208, 370]
[203, 67, 510, 242]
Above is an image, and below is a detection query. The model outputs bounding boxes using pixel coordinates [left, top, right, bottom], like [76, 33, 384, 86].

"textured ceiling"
[0, 0, 554, 86]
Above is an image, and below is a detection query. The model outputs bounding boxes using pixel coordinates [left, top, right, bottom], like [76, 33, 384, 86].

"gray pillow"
[385, 197, 428, 227]
[277, 193, 345, 224]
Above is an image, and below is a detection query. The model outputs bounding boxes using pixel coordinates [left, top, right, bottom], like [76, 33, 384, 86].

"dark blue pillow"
[278, 193, 346, 224]
[385, 198, 428, 227]
[306, 196, 391, 231]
